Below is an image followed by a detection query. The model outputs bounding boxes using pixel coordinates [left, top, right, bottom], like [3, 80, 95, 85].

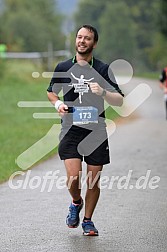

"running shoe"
[82, 221, 99, 236]
[66, 199, 83, 228]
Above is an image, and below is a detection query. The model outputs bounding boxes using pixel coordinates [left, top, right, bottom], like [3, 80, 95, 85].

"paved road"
[0, 78, 167, 252]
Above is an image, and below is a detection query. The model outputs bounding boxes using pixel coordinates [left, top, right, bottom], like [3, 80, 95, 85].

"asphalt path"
[0, 78, 167, 252]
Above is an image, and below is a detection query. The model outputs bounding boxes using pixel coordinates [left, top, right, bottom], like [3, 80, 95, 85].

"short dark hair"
[76, 24, 99, 43]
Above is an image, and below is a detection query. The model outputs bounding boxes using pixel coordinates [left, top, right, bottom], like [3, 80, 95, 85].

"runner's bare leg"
[64, 158, 82, 201]
[84, 165, 103, 218]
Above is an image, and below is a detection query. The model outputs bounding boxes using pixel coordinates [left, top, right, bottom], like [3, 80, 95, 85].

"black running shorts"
[58, 126, 110, 165]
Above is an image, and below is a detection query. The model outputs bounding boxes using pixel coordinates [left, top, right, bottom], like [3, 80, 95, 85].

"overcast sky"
[56, 0, 79, 16]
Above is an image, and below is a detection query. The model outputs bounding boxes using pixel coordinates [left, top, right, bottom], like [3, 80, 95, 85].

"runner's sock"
[73, 198, 82, 205]
[83, 216, 91, 222]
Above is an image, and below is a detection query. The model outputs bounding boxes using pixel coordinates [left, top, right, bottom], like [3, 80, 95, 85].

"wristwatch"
[101, 89, 106, 97]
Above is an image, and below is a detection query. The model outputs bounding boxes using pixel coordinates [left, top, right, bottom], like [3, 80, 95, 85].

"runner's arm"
[47, 91, 68, 113]
[89, 82, 123, 106]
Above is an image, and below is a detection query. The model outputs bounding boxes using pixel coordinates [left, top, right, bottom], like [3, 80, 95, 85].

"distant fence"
[1, 50, 71, 59]
[0, 50, 72, 70]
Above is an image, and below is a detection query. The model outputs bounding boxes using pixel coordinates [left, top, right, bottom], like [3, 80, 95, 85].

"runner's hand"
[89, 82, 103, 96]
[58, 103, 68, 116]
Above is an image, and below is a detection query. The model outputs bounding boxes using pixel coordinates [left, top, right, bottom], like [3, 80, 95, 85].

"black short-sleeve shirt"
[159, 69, 167, 83]
[47, 57, 124, 129]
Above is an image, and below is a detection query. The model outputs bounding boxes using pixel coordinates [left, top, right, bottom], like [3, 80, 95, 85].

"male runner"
[159, 67, 167, 119]
[47, 24, 124, 236]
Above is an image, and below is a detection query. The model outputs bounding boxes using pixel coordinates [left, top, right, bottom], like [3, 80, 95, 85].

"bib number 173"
[73, 106, 98, 125]
[79, 112, 91, 119]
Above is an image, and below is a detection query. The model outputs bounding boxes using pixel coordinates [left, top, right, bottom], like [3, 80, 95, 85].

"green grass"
[0, 60, 120, 183]
[0, 60, 60, 183]
[135, 71, 159, 80]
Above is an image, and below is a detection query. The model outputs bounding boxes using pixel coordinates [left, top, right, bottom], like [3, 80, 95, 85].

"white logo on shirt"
[69, 72, 94, 103]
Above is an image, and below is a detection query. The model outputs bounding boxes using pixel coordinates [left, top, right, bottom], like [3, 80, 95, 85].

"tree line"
[0, 0, 65, 52]
[0, 0, 166, 72]
[74, 0, 167, 71]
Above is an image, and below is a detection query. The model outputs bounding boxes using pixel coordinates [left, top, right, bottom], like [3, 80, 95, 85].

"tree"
[0, 0, 64, 51]
[75, 0, 109, 31]
[75, 0, 136, 64]
[148, 33, 167, 70]
[159, 0, 167, 37]
[74, 0, 161, 71]
[98, 1, 136, 64]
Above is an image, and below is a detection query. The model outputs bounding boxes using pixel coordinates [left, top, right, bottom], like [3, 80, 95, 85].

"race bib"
[73, 106, 98, 125]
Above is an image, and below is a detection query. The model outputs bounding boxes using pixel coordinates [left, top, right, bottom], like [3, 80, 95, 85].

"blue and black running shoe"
[82, 221, 99, 236]
[66, 199, 83, 228]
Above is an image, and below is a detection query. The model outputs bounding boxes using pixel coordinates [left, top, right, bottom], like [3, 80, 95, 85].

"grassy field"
[0, 60, 60, 183]
[136, 71, 159, 80]
[0, 59, 120, 183]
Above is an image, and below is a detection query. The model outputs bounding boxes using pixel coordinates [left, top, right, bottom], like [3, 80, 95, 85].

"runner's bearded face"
[75, 28, 96, 55]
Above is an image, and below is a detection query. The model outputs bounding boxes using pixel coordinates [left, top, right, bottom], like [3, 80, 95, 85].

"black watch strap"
[101, 89, 106, 97]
